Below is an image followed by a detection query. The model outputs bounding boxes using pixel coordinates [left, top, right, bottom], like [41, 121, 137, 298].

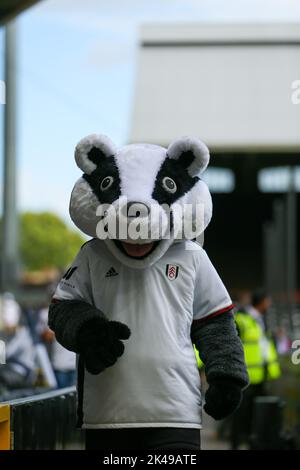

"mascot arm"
[191, 310, 248, 386]
[48, 299, 106, 353]
[48, 300, 131, 374]
[191, 310, 249, 420]
[48, 243, 130, 374]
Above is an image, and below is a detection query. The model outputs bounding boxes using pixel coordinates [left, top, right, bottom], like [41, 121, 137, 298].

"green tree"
[20, 212, 85, 271]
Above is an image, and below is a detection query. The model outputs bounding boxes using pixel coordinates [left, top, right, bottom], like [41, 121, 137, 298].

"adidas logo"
[105, 267, 119, 277]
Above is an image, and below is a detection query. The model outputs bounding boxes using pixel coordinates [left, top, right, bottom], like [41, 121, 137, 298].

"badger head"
[69, 134, 212, 268]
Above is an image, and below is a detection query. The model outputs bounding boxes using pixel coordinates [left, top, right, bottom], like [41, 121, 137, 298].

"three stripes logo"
[62, 267, 78, 280]
[165, 264, 179, 281]
[105, 267, 119, 277]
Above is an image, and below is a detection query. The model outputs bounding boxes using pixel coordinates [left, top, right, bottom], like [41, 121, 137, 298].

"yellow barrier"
[0, 405, 10, 450]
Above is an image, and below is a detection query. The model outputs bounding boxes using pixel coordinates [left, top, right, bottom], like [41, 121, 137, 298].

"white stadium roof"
[130, 23, 300, 153]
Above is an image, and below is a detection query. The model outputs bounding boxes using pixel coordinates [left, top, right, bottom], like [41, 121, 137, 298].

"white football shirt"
[54, 239, 233, 429]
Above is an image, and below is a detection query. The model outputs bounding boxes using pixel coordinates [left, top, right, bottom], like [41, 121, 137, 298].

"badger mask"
[69, 134, 212, 269]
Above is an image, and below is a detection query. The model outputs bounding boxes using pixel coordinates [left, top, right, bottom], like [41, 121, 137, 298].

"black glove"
[204, 379, 243, 420]
[78, 317, 131, 375]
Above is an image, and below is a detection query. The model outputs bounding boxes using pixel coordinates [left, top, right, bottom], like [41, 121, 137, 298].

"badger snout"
[109, 199, 169, 243]
[123, 201, 150, 219]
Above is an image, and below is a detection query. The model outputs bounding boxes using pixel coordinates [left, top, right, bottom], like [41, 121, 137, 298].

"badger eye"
[162, 177, 177, 194]
[100, 176, 114, 191]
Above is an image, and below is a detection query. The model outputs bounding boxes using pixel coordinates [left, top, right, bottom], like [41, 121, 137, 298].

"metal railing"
[0, 386, 84, 450]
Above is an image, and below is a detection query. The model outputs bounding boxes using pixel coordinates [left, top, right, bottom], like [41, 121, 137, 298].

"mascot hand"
[204, 379, 242, 420]
[78, 317, 131, 375]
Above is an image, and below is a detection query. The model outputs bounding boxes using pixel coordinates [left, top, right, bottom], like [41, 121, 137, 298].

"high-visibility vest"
[194, 345, 203, 369]
[235, 311, 281, 384]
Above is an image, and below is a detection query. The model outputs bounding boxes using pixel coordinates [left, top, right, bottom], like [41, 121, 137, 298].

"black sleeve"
[48, 299, 105, 353]
[191, 311, 249, 389]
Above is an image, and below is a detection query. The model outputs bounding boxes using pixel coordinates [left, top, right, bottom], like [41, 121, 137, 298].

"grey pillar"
[1, 21, 18, 293]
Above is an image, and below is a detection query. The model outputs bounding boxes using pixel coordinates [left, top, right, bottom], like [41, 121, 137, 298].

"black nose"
[127, 201, 150, 218]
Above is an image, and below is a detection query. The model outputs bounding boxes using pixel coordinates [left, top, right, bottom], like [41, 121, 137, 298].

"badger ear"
[75, 134, 117, 175]
[167, 136, 210, 176]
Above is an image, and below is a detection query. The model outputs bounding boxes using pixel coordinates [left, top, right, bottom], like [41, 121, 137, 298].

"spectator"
[230, 289, 281, 449]
[0, 293, 36, 392]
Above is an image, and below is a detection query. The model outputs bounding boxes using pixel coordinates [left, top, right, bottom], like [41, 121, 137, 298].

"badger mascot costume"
[49, 134, 248, 450]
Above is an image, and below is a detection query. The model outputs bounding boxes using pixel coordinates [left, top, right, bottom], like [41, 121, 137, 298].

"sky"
[1, 0, 300, 223]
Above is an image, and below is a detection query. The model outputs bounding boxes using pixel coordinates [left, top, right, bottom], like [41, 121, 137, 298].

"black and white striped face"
[70, 134, 212, 268]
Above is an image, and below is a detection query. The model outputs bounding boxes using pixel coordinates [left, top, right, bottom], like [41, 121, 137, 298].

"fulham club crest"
[166, 264, 179, 281]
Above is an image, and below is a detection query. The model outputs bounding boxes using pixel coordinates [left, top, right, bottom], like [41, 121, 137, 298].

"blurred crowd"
[0, 291, 76, 399]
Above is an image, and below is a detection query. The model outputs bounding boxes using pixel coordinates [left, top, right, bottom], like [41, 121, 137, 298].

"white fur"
[69, 178, 99, 237]
[172, 180, 212, 241]
[116, 144, 166, 202]
[75, 134, 117, 175]
[167, 136, 210, 176]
